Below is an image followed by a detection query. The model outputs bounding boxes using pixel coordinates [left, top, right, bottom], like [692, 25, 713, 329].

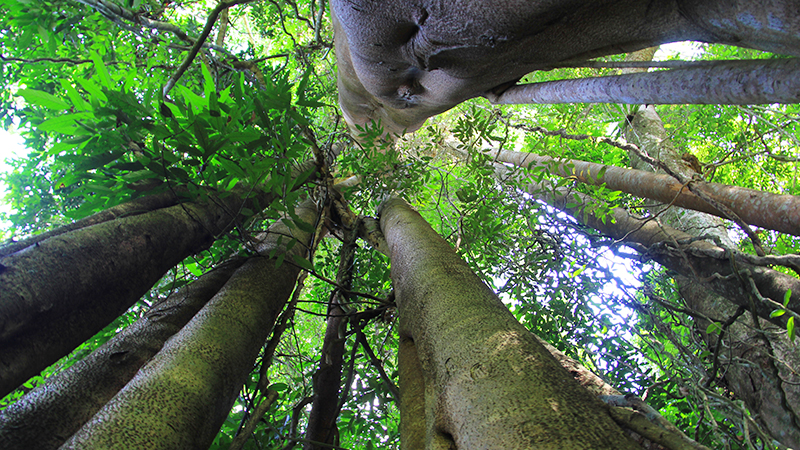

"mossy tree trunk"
[57, 199, 318, 449]
[0, 185, 280, 397]
[0, 256, 247, 450]
[379, 196, 639, 449]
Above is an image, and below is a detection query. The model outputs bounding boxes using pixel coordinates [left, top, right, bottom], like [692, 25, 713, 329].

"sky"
[0, 128, 24, 231]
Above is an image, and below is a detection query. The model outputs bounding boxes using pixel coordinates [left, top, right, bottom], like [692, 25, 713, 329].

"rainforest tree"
[0, 0, 798, 449]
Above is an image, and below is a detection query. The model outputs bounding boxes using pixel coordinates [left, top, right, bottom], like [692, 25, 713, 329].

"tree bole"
[380, 196, 639, 449]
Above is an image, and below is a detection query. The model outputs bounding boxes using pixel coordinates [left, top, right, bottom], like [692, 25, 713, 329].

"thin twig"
[163, 0, 256, 96]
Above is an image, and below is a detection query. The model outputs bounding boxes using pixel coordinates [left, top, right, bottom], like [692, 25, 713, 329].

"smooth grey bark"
[333, 0, 800, 135]
[60, 199, 318, 450]
[491, 58, 800, 105]
[0, 256, 246, 450]
[627, 105, 800, 448]
[379, 196, 639, 449]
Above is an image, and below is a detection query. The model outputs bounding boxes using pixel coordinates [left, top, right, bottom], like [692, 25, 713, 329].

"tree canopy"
[0, 1, 799, 449]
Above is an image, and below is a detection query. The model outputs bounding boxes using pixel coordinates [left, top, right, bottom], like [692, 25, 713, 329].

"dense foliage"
[1, 0, 798, 449]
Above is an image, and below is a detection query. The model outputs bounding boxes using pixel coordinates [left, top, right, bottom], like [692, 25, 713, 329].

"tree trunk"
[483, 146, 800, 236]
[398, 336, 427, 450]
[0, 256, 246, 450]
[0, 161, 315, 398]
[379, 196, 639, 449]
[332, 0, 800, 137]
[0, 189, 180, 258]
[627, 105, 800, 448]
[304, 227, 358, 449]
[58, 199, 318, 449]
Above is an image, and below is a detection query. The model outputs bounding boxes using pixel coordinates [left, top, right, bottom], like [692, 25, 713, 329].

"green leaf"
[706, 322, 723, 335]
[784, 289, 792, 307]
[295, 99, 327, 108]
[60, 79, 87, 110]
[75, 76, 107, 102]
[17, 88, 69, 110]
[38, 112, 93, 134]
[788, 316, 796, 342]
[91, 51, 112, 89]
[227, 129, 263, 143]
[274, 253, 285, 268]
[216, 158, 247, 179]
[201, 62, 215, 99]
[268, 382, 289, 391]
[291, 254, 314, 271]
[594, 165, 608, 183]
[770, 309, 786, 318]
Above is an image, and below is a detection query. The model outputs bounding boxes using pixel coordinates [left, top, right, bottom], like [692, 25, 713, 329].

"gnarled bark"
[379, 196, 639, 449]
[333, 0, 800, 136]
[627, 105, 800, 449]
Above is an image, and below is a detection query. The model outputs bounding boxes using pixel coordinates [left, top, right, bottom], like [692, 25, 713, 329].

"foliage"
[1, 1, 799, 449]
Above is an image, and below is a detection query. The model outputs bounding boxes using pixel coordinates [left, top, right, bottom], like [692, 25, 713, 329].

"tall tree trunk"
[0, 256, 246, 450]
[0, 162, 315, 398]
[379, 196, 639, 449]
[59, 199, 318, 449]
[627, 105, 800, 448]
[304, 226, 358, 449]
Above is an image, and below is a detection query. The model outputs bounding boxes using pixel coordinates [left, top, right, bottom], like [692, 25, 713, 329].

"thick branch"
[485, 147, 800, 237]
[491, 58, 800, 105]
[529, 184, 800, 328]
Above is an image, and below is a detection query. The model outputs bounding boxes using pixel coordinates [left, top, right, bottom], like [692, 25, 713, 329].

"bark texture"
[0, 164, 312, 397]
[304, 227, 358, 449]
[0, 257, 245, 450]
[59, 199, 317, 449]
[333, 0, 800, 135]
[398, 337, 426, 450]
[0, 189, 180, 258]
[380, 196, 639, 449]
[627, 105, 800, 448]
[492, 58, 800, 105]
[486, 146, 800, 236]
